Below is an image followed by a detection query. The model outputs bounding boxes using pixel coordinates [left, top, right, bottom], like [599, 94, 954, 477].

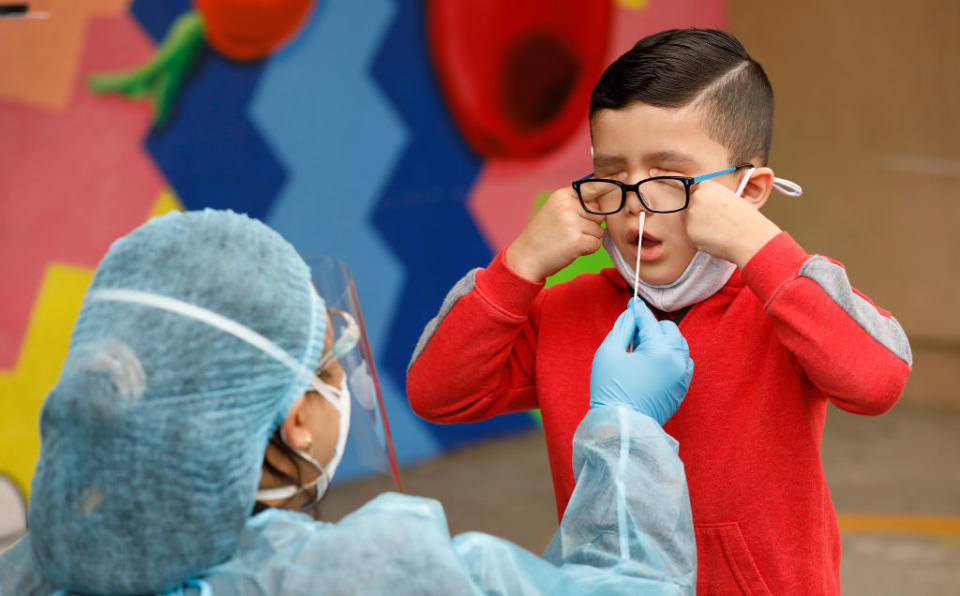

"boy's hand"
[590, 298, 693, 425]
[684, 179, 782, 267]
[505, 187, 605, 283]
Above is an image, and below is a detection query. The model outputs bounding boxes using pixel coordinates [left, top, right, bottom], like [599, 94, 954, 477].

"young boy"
[407, 29, 911, 594]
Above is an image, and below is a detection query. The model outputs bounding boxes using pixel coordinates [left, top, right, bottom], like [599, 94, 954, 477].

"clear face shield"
[304, 255, 401, 491]
[86, 255, 400, 511]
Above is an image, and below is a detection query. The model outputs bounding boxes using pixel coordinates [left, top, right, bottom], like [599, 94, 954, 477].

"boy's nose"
[623, 189, 651, 216]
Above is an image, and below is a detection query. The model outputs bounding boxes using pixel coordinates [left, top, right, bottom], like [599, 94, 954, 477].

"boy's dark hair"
[590, 28, 774, 165]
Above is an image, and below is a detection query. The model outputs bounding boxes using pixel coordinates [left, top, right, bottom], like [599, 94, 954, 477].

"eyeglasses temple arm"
[690, 163, 755, 184]
[691, 166, 737, 184]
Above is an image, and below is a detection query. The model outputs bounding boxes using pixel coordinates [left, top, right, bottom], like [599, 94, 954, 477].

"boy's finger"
[576, 234, 602, 257]
[580, 219, 605, 238]
[576, 179, 610, 203]
[689, 179, 732, 205]
[630, 297, 665, 343]
[572, 183, 608, 222]
[578, 208, 605, 225]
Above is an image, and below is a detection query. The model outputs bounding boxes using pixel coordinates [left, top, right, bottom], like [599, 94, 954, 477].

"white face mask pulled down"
[602, 168, 802, 312]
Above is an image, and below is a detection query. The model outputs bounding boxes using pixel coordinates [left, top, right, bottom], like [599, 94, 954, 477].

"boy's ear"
[739, 166, 775, 209]
[281, 395, 313, 451]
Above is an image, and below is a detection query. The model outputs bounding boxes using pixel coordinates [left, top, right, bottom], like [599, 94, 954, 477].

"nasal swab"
[628, 210, 645, 352]
[633, 211, 644, 300]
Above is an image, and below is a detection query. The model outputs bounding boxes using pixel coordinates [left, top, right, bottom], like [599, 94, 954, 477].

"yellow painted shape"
[838, 514, 960, 536]
[615, 0, 649, 11]
[148, 187, 184, 218]
[0, 263, 94, 498]
[0, 189, 179, 500]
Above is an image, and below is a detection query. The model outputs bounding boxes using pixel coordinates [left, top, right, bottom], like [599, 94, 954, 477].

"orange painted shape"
[194, 0, 315, 60]
[0, 0, 129, 111]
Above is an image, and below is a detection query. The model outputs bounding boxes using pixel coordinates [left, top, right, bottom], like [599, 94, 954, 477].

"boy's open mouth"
[626, 228, 665, 262]
[628, 229, 662, 249]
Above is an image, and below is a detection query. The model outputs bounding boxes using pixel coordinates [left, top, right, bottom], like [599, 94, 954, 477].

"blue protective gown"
[0, 407, 696, 595]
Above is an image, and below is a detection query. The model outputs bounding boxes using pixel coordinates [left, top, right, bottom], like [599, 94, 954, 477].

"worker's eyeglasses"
[316, 308, 359, 374]
[572, 163, 754, 215]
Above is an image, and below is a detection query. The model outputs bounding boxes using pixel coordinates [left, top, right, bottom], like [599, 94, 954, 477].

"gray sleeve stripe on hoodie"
[798, 256, 913, 366]
[407, 268, 481, 374]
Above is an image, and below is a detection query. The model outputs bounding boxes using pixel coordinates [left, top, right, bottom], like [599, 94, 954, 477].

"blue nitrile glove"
[589, 297, 694, 425]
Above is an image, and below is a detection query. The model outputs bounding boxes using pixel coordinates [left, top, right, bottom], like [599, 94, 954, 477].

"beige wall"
[730, 0, 960, 407]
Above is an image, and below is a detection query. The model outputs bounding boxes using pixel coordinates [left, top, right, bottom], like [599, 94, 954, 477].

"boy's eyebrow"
[592, 151, 699, 170]
[591, 154, 625, 169]
[646, 151, 697, 168]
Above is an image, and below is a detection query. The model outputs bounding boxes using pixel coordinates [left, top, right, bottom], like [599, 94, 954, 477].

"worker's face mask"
[255, 374, 353, 507]
[255, 306, 360, 507]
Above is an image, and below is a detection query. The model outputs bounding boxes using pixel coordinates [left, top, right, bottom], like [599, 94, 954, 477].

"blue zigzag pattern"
[131, 0, 285, 221]
[370, 0, 536, 448]
[250, 0, 445, 479]
[132, 0, 535, 471]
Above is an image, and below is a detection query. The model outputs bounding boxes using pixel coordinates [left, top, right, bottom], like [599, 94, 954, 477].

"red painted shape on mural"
[428, 0, 612, 159]
[467, 0, 729, 252]
[195, 0, 316, 60]
[0, 15, 164, 369]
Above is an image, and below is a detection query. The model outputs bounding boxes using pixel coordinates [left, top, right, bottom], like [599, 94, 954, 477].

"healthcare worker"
[0, 209, 696, 595]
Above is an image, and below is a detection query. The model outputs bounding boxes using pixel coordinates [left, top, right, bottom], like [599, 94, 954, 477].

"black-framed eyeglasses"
[572, 163, 754, 215]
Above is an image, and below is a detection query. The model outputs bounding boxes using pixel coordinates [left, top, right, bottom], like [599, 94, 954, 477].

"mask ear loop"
[734, 168, 803, 198]
[773, 178, 803, 196]
[256, 426, 332, 508]
[260, 373, 351, 509]
[259, 376, 349, 510]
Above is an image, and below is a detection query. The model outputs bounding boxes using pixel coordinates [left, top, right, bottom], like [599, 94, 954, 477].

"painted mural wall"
[0, 0, 727, 547]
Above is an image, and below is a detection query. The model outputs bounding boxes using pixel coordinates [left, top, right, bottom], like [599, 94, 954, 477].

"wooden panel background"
[730, 0, 960, 407]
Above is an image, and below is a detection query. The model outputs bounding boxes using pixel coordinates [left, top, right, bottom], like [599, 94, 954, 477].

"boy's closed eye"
[649, 167, 687, 178]
[594, 169, 628, 180]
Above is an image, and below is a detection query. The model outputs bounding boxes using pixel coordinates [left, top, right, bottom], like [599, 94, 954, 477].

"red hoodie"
[407, 232, 912, 595]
